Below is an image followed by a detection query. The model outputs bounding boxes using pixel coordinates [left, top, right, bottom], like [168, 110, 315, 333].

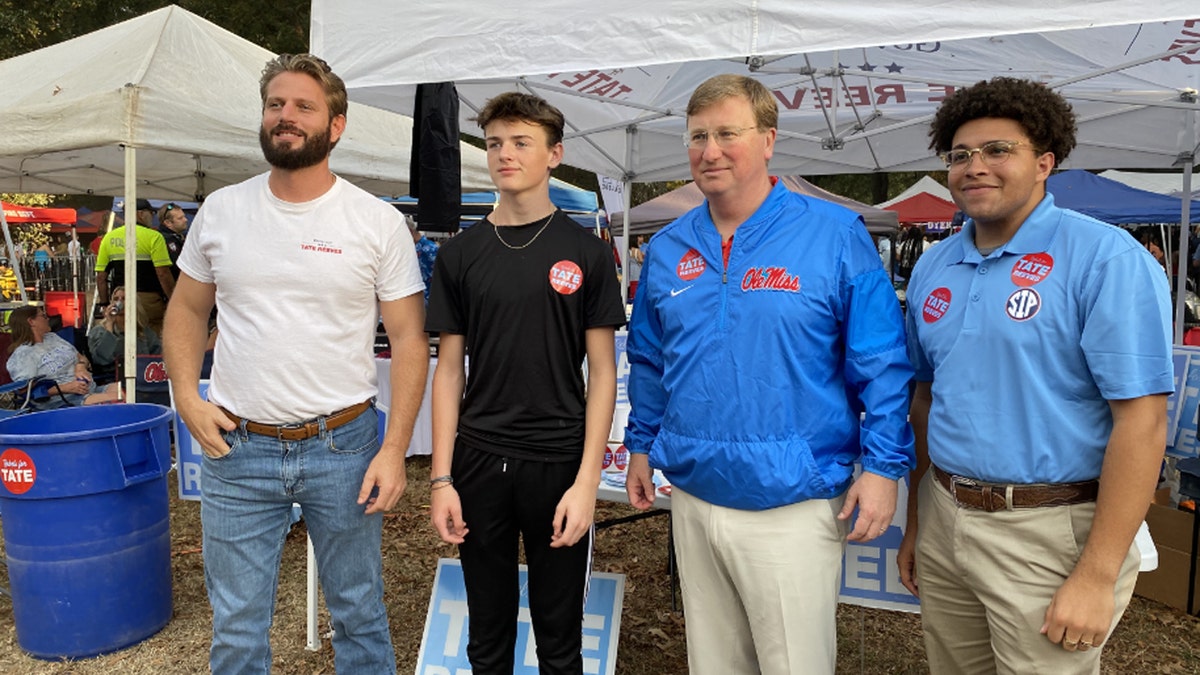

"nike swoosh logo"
[670, 285, 694, 298]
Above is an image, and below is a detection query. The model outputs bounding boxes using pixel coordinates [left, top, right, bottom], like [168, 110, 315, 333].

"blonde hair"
[686, 74, 778, 130]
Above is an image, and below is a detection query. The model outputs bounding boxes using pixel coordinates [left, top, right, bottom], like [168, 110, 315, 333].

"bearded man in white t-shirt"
[163, 54, 428, 674]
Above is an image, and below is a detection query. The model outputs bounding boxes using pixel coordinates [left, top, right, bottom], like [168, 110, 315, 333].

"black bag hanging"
[409, 82, 462, 233]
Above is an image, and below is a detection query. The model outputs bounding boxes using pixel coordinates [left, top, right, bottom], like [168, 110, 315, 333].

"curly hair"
[929, 77, 1076, 166]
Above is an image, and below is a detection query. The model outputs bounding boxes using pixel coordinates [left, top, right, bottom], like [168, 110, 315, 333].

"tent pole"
[1175, 96, 1197, 345]
[70, 226, 80, 328]
[123, 145, 138, 403]
[0, 207, 28, 303]
[621, 125, 635, 306]
[1179, 160, 1195, 345]
[622, 178, 632, 306]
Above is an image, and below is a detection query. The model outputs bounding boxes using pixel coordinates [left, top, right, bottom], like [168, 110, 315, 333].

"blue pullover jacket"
[624, 180, 915, 510]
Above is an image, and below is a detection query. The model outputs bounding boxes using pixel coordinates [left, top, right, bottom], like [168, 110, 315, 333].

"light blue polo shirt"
[906, 194, 1172, 483]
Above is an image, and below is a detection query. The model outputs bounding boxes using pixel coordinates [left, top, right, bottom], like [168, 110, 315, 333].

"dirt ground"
[0, 455, 1197, 674]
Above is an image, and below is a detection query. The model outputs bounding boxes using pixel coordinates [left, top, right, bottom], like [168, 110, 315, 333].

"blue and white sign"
[173, 380, 209, 500]
[416, 558, 624, 675]
[838, 472, 920, 613]
[611, 331, 630, 442]
[1169, 346, 1200, 459]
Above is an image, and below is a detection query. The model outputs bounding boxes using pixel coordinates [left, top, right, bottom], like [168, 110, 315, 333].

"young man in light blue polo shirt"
[897, 77, 1174, 674]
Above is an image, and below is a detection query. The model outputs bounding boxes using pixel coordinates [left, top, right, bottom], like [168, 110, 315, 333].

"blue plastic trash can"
[0, 404, 174, 659]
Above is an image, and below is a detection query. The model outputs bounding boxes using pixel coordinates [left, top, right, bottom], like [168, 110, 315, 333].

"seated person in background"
[87, 286, 163, 384]
[7, 306, 121, 408]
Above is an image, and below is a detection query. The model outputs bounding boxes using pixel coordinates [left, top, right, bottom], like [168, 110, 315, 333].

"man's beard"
[259, 123, 334, 170]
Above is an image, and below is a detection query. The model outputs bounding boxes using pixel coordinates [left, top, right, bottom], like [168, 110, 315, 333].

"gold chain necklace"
[493, 211, 555, 250]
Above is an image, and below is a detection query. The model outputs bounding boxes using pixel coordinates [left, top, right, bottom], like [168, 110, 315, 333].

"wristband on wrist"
[430, 474, 453, 487]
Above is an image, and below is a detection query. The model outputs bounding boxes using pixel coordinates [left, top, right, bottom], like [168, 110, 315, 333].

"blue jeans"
[201, 405, 396, 674]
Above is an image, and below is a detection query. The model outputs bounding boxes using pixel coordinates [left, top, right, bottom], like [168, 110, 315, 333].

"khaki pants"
[915, 472, 1140, 675]
[671, 487, 846, 675]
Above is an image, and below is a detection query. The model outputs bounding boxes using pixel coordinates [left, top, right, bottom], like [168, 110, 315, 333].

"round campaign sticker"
[613, 445, 629, 471]
[549, 260, 583, 295]
[602, 446, 614, 469]
[922, 287, 952, 324]
[1010, 252, 1054, 287]
[1, 448, 36, 495]
[677, 249, 706, 281]
[1006, 287, 1041, 321]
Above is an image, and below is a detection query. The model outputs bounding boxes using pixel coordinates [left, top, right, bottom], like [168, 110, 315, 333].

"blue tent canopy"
[386, 178, 601, 230]
[1047, 170, 1200, 225]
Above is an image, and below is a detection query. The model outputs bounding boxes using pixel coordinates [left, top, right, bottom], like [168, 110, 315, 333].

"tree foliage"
[0, 0, 308, 61]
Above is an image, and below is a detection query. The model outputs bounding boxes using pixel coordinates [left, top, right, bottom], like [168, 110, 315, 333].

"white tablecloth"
[374, 357, 434, 457]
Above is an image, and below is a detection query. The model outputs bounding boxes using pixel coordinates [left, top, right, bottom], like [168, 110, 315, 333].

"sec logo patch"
[1006, 288, 1041, 321]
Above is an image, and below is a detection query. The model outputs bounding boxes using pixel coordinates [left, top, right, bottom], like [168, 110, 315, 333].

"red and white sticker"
[1006, 288, 1041, 321]
[549, 260, 583, 295]
[1, 448, 36, 494]
[602, 446, 613, 470]
[1011, 252, 1054, 287]
[613, 445, 629, 471]
[677, 249, 706, 281]
[922, 287, 952, 324]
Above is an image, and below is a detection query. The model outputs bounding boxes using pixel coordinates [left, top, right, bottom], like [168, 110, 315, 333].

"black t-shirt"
[426, 211, 626, 460]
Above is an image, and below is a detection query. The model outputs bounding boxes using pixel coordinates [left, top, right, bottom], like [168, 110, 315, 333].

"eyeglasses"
[939, 140, 1032, 170]
[683, 126, 758, 150]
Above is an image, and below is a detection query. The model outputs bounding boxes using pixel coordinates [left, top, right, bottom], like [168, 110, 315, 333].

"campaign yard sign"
[1168, 346, 1200, 459]
[839, 472, 920, 613]
[416, 559, 624, 675]
[172, 380, 209, 500]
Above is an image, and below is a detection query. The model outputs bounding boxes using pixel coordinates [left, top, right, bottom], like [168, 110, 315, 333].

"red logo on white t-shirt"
[549, 260, 583, 295]
[1, 449, 36, 495]
[922, 288, 952, 323]
[677, 249, 706, 281]
[1011, 253, 1053, 287]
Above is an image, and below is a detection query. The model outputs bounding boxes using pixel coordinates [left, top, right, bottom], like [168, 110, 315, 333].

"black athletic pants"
[452, 441, 593, 675]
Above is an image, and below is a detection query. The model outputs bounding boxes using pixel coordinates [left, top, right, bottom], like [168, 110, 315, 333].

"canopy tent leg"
[0, 207, 28, 303]
[123, 145, 139, 402]
[1174, 96, 1197, 346]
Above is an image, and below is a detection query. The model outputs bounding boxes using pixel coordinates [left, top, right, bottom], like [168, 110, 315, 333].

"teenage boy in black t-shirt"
[425, 92, 626, 674]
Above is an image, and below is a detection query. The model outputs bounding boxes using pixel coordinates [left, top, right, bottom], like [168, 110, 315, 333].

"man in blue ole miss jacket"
[623, 74, 915, 675]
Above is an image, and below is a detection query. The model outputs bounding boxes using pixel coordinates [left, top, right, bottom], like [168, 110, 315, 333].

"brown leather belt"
[933, 465, 1098, 512]
[221, 400, 372, 441]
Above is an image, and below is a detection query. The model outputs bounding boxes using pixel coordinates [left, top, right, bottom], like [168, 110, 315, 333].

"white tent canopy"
[312, 5, 1198, 327]
[0, 4, 492, 199]
[313, 5, 1199, 182]
[877, 176, 951, 208]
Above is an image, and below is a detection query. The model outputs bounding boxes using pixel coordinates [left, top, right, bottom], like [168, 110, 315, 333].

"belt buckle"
[277, 421, 306, 440]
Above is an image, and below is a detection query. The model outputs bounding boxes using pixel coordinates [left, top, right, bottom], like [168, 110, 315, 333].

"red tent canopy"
[2, 201, 78, 224]
[883, 192, 958, 226]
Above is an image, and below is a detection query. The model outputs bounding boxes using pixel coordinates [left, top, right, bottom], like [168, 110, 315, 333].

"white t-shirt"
[179, 173, 423, 423]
